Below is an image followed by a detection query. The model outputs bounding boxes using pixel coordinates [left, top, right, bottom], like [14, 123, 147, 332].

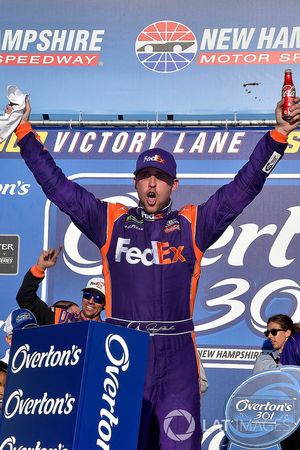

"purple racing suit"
[18, 125, 287, 449]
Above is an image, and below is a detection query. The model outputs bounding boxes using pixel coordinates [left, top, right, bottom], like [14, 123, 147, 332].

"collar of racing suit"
[136, 200, 173, 221]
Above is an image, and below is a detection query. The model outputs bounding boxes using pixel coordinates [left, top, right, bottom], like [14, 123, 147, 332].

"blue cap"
[5, 308, 38, 336]
[134, 148, 177, 178]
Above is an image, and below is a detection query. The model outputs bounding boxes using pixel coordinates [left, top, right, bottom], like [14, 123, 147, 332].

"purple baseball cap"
[134, 148, 177, 178]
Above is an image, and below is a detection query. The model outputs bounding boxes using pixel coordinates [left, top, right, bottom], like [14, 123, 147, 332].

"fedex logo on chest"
[115, 237, 186, 266]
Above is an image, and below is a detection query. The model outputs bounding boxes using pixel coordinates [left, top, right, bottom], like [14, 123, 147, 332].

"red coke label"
[282, 69, 296, 121]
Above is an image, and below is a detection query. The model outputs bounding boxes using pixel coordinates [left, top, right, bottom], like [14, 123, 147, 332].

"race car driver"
[14, 96, 300, 449]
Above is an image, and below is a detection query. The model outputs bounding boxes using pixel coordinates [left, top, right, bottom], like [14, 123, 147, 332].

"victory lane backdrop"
[1, 1, 300, 447]
[1, 126, 300, 449]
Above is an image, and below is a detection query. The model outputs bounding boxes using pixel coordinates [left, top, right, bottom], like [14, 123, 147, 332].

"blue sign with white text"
[0, 321, 149, 450]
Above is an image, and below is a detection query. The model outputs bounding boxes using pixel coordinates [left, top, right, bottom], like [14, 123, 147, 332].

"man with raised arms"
[13, 96, 300, 449]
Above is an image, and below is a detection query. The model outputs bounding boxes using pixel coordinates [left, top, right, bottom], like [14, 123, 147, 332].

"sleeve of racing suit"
[17, 126, 107, 248]
[16, 267, 55, 325]
[195, 131, 288, 252]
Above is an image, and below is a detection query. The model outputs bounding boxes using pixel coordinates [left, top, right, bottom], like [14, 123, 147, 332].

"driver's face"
[135, 168, 178, 214]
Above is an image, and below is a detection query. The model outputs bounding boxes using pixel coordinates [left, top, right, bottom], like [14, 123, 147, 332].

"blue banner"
[0, 0, 300, 117]
[1, 126, 300, 449]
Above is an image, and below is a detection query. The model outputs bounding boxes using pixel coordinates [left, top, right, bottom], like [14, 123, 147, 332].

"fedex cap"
[134, 148, 177, 179]
[5, 308, 38, 336]
[82, 277, 105, 297]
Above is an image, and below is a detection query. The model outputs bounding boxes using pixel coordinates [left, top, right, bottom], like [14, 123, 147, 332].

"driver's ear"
[171, 178, 179, 192]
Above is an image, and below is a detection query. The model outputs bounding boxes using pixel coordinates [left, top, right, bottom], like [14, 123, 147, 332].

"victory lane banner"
[0, 321, 149, 450]
[1, 127, 300, 159]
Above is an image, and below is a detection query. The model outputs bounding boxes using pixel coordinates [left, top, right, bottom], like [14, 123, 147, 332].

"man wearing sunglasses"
[16, 247, 105, 325]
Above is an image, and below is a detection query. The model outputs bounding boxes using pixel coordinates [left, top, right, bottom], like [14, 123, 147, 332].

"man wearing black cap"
[16, 248, 105, 325]
[13, 97, 300, 449]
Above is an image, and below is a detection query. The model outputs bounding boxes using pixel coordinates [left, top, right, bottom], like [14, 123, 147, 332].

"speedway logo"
[135, 21, 197, 73]
[136, 23, 300, 69]
[0, 29, 105, 66]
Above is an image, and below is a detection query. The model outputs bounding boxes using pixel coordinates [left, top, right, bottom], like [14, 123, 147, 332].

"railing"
[30, 119, 277, 128]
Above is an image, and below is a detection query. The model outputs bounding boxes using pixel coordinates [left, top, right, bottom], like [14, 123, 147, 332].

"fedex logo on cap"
[144, 155, 165, 164]
[135, 148, 176, 178]
[83, 277, 105, 295]
[91, 280, 103, 289]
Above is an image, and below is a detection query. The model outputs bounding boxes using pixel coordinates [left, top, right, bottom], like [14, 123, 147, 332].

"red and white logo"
[136, 21, 197, 73]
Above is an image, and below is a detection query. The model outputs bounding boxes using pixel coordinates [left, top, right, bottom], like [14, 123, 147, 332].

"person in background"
[0, 308, 38, 412]
[4, 308, 38, 347]
[16, 247, 105, 325]
[253, 314, 300, 450]
[1, 308, 38, 364]
[0, 360, 8, 413]
[253, 314, 300, 374]
[14, 96, 300, 449]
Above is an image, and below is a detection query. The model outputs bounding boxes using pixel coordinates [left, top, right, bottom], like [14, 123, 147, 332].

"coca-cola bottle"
[282, 69, 296, 121]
